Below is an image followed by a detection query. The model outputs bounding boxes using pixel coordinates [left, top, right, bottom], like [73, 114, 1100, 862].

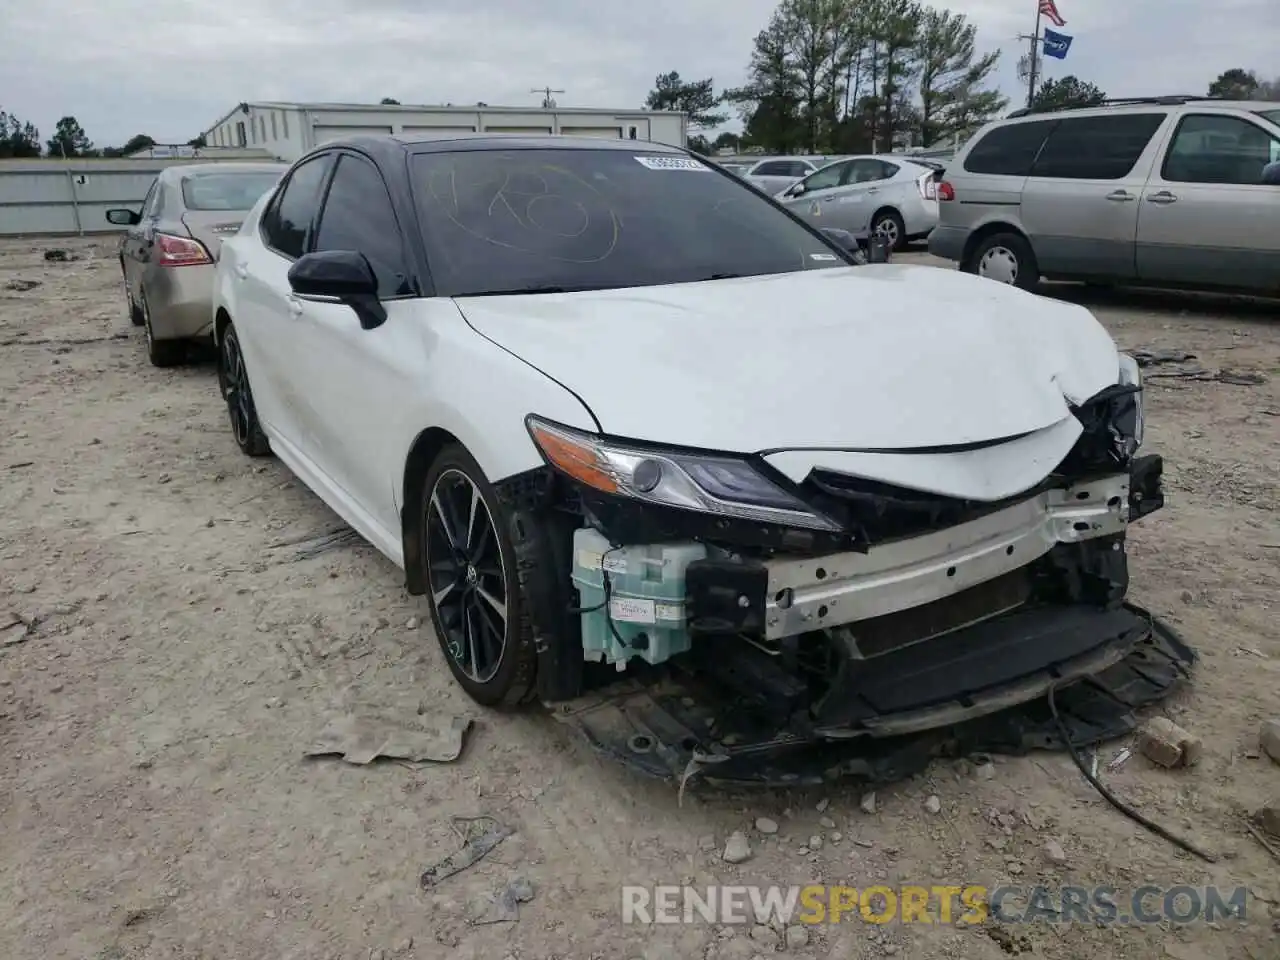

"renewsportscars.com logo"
[621, 884, 1248, 926]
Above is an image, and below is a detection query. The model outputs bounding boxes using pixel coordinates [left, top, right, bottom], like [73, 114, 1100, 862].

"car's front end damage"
[491, 352, 1192, 787]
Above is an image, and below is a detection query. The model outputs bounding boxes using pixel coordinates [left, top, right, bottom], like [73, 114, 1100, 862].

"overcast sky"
[1, 0, 1275, 147]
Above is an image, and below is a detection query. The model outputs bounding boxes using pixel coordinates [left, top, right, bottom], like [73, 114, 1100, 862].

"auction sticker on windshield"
[634, 156, 710, 171]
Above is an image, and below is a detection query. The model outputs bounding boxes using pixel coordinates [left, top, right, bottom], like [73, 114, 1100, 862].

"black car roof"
[308, 132, 689, 161]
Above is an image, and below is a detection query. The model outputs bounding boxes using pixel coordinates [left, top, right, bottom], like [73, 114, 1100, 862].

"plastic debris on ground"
[420, 816, 514, 890]
[305, 713, 472, 765]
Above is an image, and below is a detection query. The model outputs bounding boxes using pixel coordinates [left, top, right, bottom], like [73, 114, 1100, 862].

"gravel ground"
[1, 236, 1278, 960]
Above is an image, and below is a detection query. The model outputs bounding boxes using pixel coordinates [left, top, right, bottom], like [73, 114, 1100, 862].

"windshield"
[181, 172, 283, 211]
[1255, 108, 1280, 127]
[411, 148, 849, 297]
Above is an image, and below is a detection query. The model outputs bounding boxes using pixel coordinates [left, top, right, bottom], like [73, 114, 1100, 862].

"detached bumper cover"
[553, 604, 1194, 787]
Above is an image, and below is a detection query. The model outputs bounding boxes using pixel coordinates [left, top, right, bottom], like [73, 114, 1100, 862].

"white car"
[741, 156, 829, 194]
[776, 155, 943, 250]
[211, 134, 1169, 772]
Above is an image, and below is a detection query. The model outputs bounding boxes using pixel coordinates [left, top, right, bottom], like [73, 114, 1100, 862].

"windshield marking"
[425, 156, 620, 263]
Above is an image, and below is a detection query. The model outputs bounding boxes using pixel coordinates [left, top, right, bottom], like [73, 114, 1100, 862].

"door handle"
[1146, 191, 1178, 204]
[1105, 190, 1135, 202]
[866, 187, 879, 194]
[234, 264, 248, 279]
[287, 297, 304, 317]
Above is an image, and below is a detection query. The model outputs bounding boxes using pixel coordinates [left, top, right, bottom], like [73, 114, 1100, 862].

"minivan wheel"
[420, 444, 538, 708]
[967, 232, 1040, 291]
[872, 209, 907, 252]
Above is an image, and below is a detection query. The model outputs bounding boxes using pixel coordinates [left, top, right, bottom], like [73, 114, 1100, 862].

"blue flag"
[1043, 29, 1072, 60]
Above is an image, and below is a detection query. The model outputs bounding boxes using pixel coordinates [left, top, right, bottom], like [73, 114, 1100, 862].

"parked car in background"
[209, 133, 1165, 774]
[776, 154, 943, 250]
[107, 162, 288, 366]
[928, 97, 1280, 293]
[715, 159, 755, 178]
[742, 157, 830, 194]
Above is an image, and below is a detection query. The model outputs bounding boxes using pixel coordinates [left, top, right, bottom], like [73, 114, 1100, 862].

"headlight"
[526, 417, 840, 531]
[1117, 352, 1144, 449]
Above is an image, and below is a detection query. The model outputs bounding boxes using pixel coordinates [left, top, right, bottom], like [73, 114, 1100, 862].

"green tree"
[0, 108, 41, 158]
[644, 71, 727, 129]
[914, 8, 1006, 147]
[380, 97, 401, 105]
[188, 133, 207, 148]
[46, 116, 94, 158]
[1207, 68, 1260, 99]
[712, 131, 742, 151]
[724, 21, 806, 153]
[1030, 75, 1107, 112]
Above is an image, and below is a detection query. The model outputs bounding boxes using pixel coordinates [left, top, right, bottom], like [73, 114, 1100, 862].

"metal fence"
[0, 150, 276, 237]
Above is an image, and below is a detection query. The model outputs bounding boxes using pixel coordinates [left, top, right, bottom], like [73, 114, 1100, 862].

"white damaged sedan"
[212, 134, 1174, 781]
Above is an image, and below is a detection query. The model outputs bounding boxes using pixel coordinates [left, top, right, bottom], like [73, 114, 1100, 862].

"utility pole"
[1017, 2, 1044, 108]
[531, 86, 565, 109]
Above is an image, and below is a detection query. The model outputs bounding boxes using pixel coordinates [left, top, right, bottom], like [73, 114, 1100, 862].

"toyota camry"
[210, 134, 1179, 783]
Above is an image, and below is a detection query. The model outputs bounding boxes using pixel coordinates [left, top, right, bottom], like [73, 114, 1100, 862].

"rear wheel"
[218, 321, 271, 457]
[872, 208, 908, 252]
[141, 291, 187, 367]
[421, 444, 537, 708]
[966, 231, 1040, 291]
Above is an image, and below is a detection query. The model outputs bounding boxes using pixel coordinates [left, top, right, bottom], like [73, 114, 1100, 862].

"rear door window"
[261, 155, 333, 259]
[1030, 113, 1167, 179]
[962, 120, 1057, 176]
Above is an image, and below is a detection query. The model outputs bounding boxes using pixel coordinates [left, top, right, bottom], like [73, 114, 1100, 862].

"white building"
[202, 101, 688, 161]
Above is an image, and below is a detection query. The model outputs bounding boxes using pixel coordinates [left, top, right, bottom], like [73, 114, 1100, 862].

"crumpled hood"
[454, 265, 1122, 454]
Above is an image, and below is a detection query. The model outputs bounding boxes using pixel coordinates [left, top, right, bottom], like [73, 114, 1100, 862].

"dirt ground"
[1, 235, 1277, 960]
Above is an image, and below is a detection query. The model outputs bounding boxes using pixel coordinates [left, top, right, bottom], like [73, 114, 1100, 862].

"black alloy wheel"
[421, 445, 537, 706]
[218, 323, 270, 456]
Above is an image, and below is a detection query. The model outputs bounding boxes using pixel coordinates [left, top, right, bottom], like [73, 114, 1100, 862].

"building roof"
[203, 100, 684, 137]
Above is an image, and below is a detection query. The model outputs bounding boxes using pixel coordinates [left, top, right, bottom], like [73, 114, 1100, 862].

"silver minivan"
[928, 97, 1280, 294]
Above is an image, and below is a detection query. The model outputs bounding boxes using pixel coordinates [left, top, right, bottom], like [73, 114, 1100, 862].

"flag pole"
[1027, 2, 1043, 107]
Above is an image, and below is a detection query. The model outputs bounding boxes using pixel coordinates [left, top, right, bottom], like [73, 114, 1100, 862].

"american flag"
[1039, 0, 1066, 27]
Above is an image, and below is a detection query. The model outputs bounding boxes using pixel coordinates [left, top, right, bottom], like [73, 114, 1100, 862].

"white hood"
[455, 265, 1122, 457]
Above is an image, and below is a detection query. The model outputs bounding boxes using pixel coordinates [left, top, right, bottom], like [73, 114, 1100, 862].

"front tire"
[217, 322, 271, 457]
[420, 444, 537, 708]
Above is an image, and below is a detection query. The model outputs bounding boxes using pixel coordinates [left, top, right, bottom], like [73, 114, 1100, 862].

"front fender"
[392, 303, 599, 514]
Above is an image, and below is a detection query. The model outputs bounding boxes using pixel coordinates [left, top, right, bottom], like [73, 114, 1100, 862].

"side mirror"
[1263, 160, 1280, 186]
[288, 250, 386, 330]
[788, 182, 806, 197]
[105, 208, 140, 226]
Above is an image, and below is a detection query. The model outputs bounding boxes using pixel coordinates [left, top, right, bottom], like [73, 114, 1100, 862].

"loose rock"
[785, 924, 810, 949]
[975, 761, 996, 781]
[1043, 839, 1067, 864]
[924, 795, 942, 815]
[815, 798, 830, 813]
[723, 831, 752, 864]
[1259, 799, 1280, 838]
[818, 815, 835, 829]
[1260, 719, 1280, 764]
[860, 792, 877, 814]
[1137, 717, 1202, 768]
[808, 834, 823, 850]
[755, 817, 779, 835]
[406, 616, 420, 630]
[749, 924, 779, 947]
